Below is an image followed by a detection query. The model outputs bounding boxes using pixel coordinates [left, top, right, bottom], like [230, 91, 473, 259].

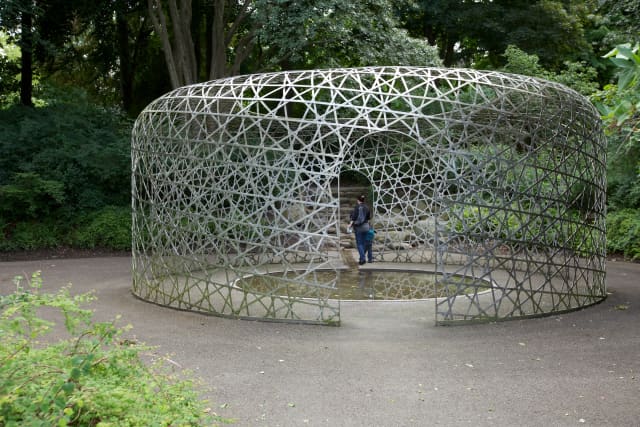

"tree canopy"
[1, 0, 640, 257]
[1, 0, 635, 109]
[400, 0, 591, 69]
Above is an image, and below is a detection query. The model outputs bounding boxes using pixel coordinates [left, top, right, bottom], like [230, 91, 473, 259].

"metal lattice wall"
[131, 66, 607, 325]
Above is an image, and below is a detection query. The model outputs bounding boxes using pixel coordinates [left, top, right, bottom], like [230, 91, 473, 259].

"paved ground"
[1, 257, 639, 426]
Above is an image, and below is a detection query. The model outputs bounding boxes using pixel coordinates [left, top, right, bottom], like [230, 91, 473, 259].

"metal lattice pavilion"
[132, 66, 607, 325]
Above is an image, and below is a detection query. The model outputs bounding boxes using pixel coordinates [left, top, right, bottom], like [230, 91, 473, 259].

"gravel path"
[1, 257, 639, 427]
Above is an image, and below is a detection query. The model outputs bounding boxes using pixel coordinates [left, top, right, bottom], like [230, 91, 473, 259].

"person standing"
[349, 195, 373, 265]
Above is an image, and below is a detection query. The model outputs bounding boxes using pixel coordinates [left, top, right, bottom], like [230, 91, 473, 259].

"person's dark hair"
[358, 195, 365, 203]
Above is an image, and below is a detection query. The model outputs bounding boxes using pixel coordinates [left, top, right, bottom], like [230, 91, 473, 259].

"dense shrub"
[607, 172, 640, 210]
[0, 220, 63, 251]
[0, 206, 133, 252]
[0, 101, 131, 214]
[0, 172, 65, 221]
[502, 45, 599, 96]
[71, 206, 132, 251]
[592, 43, 640, 210]
[0, 92, 132, 252]
[0, 272, 230, 426]
[447, 205, 597, 255]
[607, 209, 640, 260]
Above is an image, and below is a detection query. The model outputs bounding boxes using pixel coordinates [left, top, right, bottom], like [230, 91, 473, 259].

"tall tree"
[0, 34, 21, 104]
[19, 3, 33, 106]
[0, 0, 85, 106]
[79, 0, 156, 113]
[256, 0, 441, 70]
[0, 0, 36, 106]
[400, 0, 589, 69]
[148, 0, 256, 88]
[473, 0, 589, 68]
[395, 0, 467, 66]
[5, 0, 165, 114]
[148, 0, 441, 89]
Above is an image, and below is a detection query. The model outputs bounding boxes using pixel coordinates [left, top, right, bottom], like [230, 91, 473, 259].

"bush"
[71, 206, 132, 251]
[0, 172, 65, 221]
[501, 45, 599, 96]
[0, 100, 131, 214]
[0, 205, 132, 253]
[607, 209, 640, 260]
[0, 220, 63, 251]
[447, 204, 598, 255]
[593, 43, 640, 210]
[0, 272, 231, 426]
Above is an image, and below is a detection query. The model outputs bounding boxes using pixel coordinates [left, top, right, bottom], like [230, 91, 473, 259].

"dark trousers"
[355, 230, 373, 263]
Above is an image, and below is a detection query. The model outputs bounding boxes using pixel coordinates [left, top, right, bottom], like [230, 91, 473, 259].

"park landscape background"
[0, 0, 639, 261]
[0, 1, 639, 425]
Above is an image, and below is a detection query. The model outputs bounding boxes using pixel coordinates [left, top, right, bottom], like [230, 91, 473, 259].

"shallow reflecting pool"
[237, 269, 489, 300]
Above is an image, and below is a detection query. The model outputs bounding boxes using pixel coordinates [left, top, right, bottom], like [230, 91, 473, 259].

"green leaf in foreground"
[0, 271, 234, 426]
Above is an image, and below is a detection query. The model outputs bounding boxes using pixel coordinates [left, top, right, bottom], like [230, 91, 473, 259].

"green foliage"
[0, 172, 67, 251]
[442, 145, 601, 255]
[449, 204, 545, 242]
[0, 172, 65, 220]
[0, 98, 132, 214]
[71, 206, 132, 251]
[598, 43, 640, 124]
[448, 204, 597, 256]
[595, 0, 640, 48]
[0, 94, 133, 252]
[501, 45, 547, 76]
[0, 220, 62, 251]
[0, 32, 20, 107]
[606, 209, 640, 260]
[550, 61, 601, 97]
[607, 175, 640, 210]
[402, 0, 589, 68]
[502, 45, 599, 96]
[255, 0, 442, 70]
[592, 43, 640, 209]
[0, 272, 230, 426]
[0, 206, 132, 252]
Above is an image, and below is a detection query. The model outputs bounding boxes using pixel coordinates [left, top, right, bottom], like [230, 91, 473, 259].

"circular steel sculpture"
[132, 66, 607, 325]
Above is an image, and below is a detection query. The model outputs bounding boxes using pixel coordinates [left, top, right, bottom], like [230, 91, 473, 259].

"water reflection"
[238, 270, 485, 300]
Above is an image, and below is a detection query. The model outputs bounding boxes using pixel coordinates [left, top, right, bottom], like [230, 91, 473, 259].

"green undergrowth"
[0, 205, 131, 252]
[606, 209, 640, 260]
[0, 272, 233, 426]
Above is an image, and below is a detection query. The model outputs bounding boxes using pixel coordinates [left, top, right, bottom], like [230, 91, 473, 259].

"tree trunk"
[209, 0, 226, 79]
[192, 0, 204, 81]
[204, 5, 213, 78]
[20, 7, 34, 107]
[442, 39, 455, 67]
[116, 11, 134, 112]
[149, 0, 180, 88]
[168, 0, 197, 83]
[150, 0, 256, 87]
[148, 0, 197, 88]
[218, 0, 256, 78]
